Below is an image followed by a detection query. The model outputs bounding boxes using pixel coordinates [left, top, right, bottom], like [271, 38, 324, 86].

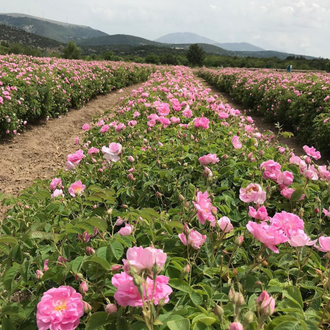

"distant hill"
[78, 34, 159, 47]
[214, 42, 264, 52]
[156, 32, 217, 45]
[0, 24, 62, 48]
[156, 32, 264, 52]
[0, 13, 108, 43]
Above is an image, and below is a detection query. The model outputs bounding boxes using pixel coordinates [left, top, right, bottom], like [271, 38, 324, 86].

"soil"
[0, 76, 327, 219]
[0, 84, 142, 205]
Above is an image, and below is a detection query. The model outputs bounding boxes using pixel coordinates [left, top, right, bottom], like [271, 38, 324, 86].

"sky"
[1, 0, 330, 58]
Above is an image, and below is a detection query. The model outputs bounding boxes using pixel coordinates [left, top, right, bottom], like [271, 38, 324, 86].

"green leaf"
[190, 291, 203, 306]
[86, 216, 107, 232]
[284, 286, 303, 309]
[290, 188, 304, 202]
[0, 236, 18, 246]
[85, 256, 111, 270]
[192, 314, 216, 326]
[111, 241, 124, 260]
[167, 318, 190, 330]
[86, 312, 114, 330]
[169, 279, 192, 293]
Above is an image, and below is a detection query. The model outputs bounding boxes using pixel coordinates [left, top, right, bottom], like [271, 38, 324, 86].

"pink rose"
[248, 206, 269, 221]
[36, 286, 84, 330]
[277, 171, 294, 186]
[178, 228, 207, 249]
[303, 145, 321, 160]
[50, 178, 62, 191]
[198, 154, 219, 166]
[315, 236, 330, 252]
[112, 272, 172, 307]
[118, 223, 133, 236]
[88, 147, 99, 155]
[82, 123, 90, 131]
[68, 180, 86, 197]
[213, 216, 233, 232]
[100, 124, 110, 133]
[51, 189, 65, 199]
[256, 291, 276, 316]
[193, 191, 217, 225]
[182, 108, 193, 118]
[194, 117, 210, 129]
[67, 150, 84, 169]
[270, 211, 304, 237]
[123, 246, 167, 275]
[260, 160, 281, 181]
[102, 143, 122, 162]
[246, 221, 288, 253]
[287, 229, 317, 247]
[231, 136, 242, 149]
[229, 322, 244, 330]
[239, 183, 266, 204]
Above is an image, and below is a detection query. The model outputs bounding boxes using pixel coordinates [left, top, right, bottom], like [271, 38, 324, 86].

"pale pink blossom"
[51, 189, 65, 199]
[50, 178, 62, 191]
[123, 246, 167, 275]
[178, 228, 207, 249]
[277, 171, 294, 186]
[231, 136, 242, 149]
[248, 206, 269, 221]
[199, 154, 219, 166]
[315, 236, 330, 252]
[239, 183, 266, 204]
[214, 216, 233, 232]
[102, 143, 122, 162]
[287, 229, 317, 247]
[229, 322, 244, 330]
[118, 223, 133, 236]
[303, 145, 321, 160]
[112, 272, 172, 307]
[88, 147, 99, 155]
[246, 221, 288, 253]
[256, 291, 276, 316]
[193, 191, 217, 225]
[270, 211, 304, 237]
[260, 160, 281, 181]
[68, 181, 86, 197]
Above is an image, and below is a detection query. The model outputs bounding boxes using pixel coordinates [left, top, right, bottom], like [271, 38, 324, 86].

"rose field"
[198, 68, 330, 156]
[0, 55, 154, 137]
[2, 62, 330, 330]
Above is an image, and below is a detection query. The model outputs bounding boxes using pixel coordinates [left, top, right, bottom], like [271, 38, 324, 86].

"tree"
[145, 53, 160, 64]
[186, 44, 205, 67]
[326, 62, 330, 73]
[63, 41, 81, 60]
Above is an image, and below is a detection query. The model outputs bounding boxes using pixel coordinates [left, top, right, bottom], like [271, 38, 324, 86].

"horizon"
[1, 0, 329, 58]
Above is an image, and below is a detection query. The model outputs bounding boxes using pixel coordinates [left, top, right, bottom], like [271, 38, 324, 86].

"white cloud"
[1, 0, 329, 58]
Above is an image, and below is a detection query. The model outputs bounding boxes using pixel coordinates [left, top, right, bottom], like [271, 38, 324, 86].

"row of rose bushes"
[2, 66, 330, 329]
[0, 55, 155, 136]
[198, 68, 330, 155]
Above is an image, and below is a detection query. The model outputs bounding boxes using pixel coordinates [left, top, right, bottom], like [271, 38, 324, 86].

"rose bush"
[1, 65, 330, 329]
[198, 67, 330, 155]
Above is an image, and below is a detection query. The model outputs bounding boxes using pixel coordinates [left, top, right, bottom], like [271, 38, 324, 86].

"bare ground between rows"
[195, 76, 329, 163]
[0, 83, 144, 219]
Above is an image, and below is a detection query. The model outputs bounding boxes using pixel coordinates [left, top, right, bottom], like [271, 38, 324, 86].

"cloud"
[1, 0, 329, 57]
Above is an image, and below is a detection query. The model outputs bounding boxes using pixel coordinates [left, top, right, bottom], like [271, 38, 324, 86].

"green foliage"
[1, 65, 330, 329]
[145, 53, 160, 64]
[63, 41, 81, 59]
[187, 44, 205, 67]
[326, 62, 330, 73]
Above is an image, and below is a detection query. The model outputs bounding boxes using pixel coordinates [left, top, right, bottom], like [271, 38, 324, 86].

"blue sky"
[2, 0, 329, 58]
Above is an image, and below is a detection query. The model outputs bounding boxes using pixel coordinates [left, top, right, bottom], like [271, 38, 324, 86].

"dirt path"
[0, 84, 143, 199]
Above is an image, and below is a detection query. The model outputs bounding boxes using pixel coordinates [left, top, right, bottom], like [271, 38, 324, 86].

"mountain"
[156, 32, 264, 52]
[156, 32, 217, 45]
[0, 13, 108, 43]
[0, 24, 62, 48]
[78, 34, 159, 47]
[214, 42, 264, 52]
